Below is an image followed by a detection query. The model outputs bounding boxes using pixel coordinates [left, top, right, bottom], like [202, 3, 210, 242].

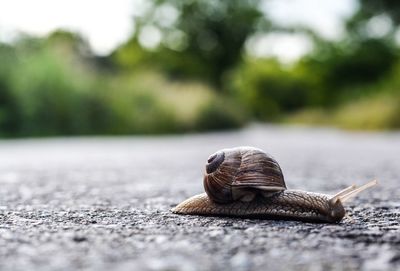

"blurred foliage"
[1, 0, 400, 136]
[348, 0, 400, 29]
[296, 38, 398, 105]
[114, 0, 268, 86]
[287, 93, 400, 131]
[229, 58, 320, 121]
[0, 32, 244, 136]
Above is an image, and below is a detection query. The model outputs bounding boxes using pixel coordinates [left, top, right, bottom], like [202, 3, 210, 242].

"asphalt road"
[0, 125, 399, 271]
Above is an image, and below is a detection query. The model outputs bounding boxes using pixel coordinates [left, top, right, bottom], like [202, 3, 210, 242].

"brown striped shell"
[204, 147, 286, 203]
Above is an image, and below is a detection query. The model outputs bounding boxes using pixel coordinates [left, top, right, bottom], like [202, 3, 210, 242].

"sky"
[0, 0, 358, 61]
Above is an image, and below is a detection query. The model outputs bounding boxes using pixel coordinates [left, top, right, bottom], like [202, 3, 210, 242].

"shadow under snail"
[172, 146, 377, 223]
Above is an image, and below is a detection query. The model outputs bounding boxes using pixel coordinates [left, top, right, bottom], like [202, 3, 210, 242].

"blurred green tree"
[349, 0, 400, 27]
[300, 38, 398, 104]
[230, 58, 321, 120]
[0, 44, 20, 136]
[295, 0, 400, 106]
[114, 0, 269, 87]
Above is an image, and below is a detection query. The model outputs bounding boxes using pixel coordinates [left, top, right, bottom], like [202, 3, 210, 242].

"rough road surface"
[0, 125, 399, 271]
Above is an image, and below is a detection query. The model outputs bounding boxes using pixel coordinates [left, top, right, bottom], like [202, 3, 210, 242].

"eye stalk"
[206, 151, 225, 174]
[327, 180, 378, 222]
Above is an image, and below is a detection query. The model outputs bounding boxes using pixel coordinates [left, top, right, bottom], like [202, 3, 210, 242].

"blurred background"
[1, 0, 400, 137]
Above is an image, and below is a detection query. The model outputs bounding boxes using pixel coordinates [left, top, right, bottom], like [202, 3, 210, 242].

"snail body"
[172, 147, 377, 223]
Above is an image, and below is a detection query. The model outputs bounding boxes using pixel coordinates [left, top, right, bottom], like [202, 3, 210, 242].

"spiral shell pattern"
[203, 147, 286, 203]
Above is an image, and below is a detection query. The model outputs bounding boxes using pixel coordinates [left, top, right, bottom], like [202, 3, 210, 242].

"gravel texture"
[0, 125, 399, 271]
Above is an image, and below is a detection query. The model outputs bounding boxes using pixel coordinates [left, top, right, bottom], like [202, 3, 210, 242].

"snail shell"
[204, 147, 286, 203]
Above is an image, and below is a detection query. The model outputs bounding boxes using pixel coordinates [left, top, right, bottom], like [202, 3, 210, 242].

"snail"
[172, 146, 377, 223]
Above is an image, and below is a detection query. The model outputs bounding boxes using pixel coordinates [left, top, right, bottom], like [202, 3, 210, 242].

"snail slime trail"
[172, 146, 378, 223]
